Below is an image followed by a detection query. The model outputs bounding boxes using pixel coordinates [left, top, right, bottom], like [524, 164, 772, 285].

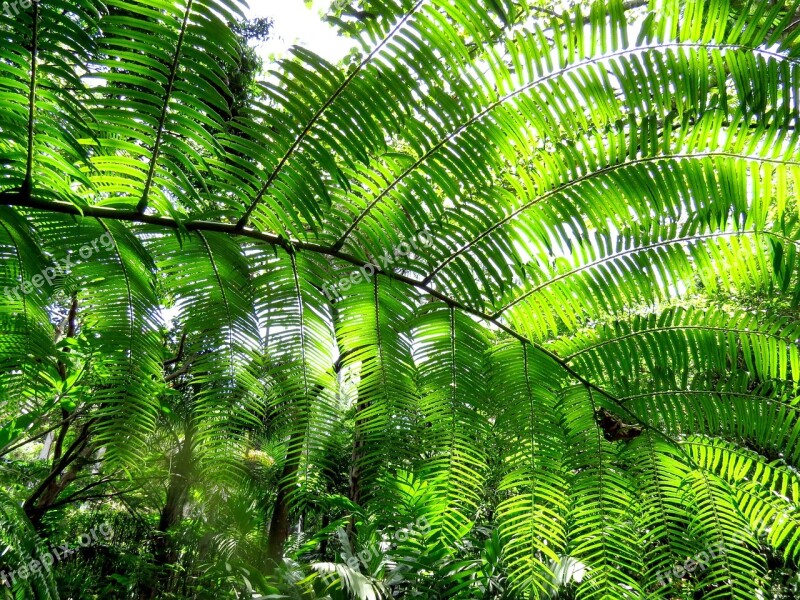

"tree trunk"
[23, 420, 93, 528]
[23, 295, 83, 529]
[266, 426, 303, 568]
[140, 432, 193, 600]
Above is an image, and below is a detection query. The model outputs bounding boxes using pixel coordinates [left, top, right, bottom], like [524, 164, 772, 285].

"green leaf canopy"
[2, 0, 800, 596]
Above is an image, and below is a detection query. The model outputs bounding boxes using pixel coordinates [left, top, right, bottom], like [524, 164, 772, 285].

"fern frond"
[0, 0, 99, 200]
[684, 436, 800, 562]
[146, 228, 259, 478]
[335, 275, 417, 502]
[414, 304, 489, 547]
[680, 470, 766, 599]
[556, 305, 800, 391]
[29, 213, 163, 466]
[491, 341, 568, 596]
[560, 384, 643, 599]
[85, 0, 244, 214]
[0, 489, 57, 600]
[0, 208, 55, 413]
[622, 433, 695, 597]
[254, 248, 338, 507]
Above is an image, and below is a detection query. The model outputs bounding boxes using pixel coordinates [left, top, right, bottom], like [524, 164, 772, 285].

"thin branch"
[23, 419, 93, 511]
[44, 475, 125, 509]
[53, 294, 79, 463]
[164, 331, 187, 367]
[531, 0, 648, 22]
[165, 354, 197, 382]
[0, 191, 699, 447]
[46, 487, 142, 511]
[530, 5, 560, 19]
[0, 409, 83, 458]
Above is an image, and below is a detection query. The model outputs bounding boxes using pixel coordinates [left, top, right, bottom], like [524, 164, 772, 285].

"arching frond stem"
[137, 0, 196, 214]
[336, 43, 799, 253]
[491, 229, 798, 318]
[426, 152, 800, 286]
[0, 190, 667, 444]
[234, 0, 427, 231]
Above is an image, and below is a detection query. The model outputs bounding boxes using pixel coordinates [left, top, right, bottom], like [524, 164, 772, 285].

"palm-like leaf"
[1, 0, 800, 596]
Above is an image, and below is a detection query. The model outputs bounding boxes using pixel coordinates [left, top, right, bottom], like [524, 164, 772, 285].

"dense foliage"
[1, 0, 800, 597]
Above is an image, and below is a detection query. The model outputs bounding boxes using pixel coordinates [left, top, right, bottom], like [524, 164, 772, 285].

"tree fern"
[2, 0, 800, 596]
[560, 385, 644, 599]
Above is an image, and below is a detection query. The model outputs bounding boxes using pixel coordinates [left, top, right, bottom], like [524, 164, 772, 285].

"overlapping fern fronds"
[2, 0, 800, 596]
